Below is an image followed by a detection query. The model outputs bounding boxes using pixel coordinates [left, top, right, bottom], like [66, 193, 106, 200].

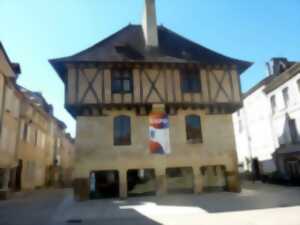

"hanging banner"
[149, 112, 171, 154]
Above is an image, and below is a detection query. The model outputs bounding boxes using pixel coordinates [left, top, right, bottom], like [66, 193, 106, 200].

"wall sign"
[149, 112, 171, 155]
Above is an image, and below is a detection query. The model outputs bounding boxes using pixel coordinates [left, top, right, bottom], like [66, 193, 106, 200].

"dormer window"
[111, 70, 133, 93]
[180, 69, 201, 93]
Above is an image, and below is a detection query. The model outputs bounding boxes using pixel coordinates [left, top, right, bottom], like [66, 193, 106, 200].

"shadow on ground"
[107, 181, 300, 214]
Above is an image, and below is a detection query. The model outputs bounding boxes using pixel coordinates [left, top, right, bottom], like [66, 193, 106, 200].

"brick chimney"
[142, 0, 159, 48]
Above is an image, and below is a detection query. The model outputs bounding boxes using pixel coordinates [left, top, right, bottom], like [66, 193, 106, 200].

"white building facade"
[233, 59, 300, 181]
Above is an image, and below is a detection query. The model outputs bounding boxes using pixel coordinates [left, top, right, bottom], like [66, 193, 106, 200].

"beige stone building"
[0, 42, 21, 199]
[17, 87, 75, 190]
[0, 42, 75, 197]
[50, 0, 252, 200]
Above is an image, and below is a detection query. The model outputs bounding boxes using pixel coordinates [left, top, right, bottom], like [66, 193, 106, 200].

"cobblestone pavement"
[1, 182, 300, 225]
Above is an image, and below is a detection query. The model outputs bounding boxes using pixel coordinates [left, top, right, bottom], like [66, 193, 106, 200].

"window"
[288, 118, 299, 144]
[238, 119, 243, 133]
[181, 69, 201, 93]
[34, 129, 38, 146]
[270, 95, 276, 114]
[22, 122, 28, 141]
[111, 70, 133, 93]
[114, 115, 131, 146]
[185, 115, 203, 143]
[282, 87, 290, 108]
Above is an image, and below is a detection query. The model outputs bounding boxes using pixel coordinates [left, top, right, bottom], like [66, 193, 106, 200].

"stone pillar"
[226, 171, 241, 192]
[73, 178, 90, 201]
[0, 169, 11, 200]
[2, 169, 10, 190]
[119, 170, 127, 199]
[156, 169, 167, 196]
[193, 168, 203, 194]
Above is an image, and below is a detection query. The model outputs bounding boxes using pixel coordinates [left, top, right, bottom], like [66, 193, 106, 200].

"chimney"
[142, 0, 159, 48]
[266, 58, 289, 76]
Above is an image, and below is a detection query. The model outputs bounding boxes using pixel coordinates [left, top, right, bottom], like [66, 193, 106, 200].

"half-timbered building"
[50, 0, 252, 200]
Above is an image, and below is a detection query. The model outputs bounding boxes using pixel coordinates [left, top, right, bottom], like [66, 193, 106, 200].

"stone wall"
[74, 108, 240, 200]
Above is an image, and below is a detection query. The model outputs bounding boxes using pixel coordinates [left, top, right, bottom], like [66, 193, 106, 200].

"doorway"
[15, 160, 23, 191]
[90, 170, 119, 199]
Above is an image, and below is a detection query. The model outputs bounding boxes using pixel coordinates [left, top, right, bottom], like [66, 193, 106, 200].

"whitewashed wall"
[233, 85, 277, 174]
[267, 72, 300, 145]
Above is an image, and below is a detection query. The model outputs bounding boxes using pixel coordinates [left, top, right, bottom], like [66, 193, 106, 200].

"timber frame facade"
[62, 63, 243, 117]
[50, 1, 252, 201]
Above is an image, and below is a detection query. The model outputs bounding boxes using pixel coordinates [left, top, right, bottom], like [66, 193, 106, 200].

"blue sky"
[1, 0, 299, 136]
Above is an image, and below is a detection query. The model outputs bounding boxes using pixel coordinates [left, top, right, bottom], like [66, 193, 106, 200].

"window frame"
[297, 79, 300, 93]
[270, 95, 276, 114]
[185, 114, 203, 143]
[282, 87, 290, 108]
[111, 69, 133, 94]
[113, 115, 131, 146]
[180, 69, 201, 93]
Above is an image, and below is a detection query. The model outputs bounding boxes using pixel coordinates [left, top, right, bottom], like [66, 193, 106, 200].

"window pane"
[112, 70, 133, 93]
[270, 95, 276, 114]
[186, 115, 202, 142]
[181, 78, 189, 92]
[112, 79, 122, 93]
[123, 79, 131, 92]
[181, 70, 201, 93]
[191, 76, 200, 92]
[282, 87, 289, 107]
[114, 116, 131, 145]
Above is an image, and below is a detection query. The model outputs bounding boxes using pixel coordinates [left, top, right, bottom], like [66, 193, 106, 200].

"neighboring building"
[51, 0, 252, 200]
[60, 133, 75, 186]
[265, 62, 300, 181]
[17, 87, 75, 190]
[0, 42, 21, 199]
[17, 87, 54, 190]
[233, 58, 300, 181]
[0, 42, 75, 197]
